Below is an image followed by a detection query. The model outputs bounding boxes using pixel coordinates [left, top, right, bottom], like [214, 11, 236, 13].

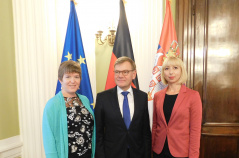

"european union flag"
[56, 1, 94, 110]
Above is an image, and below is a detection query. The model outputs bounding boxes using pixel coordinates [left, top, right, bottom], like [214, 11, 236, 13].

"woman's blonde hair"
[58, 60, 82, 81]
[161, 56, 187, 85]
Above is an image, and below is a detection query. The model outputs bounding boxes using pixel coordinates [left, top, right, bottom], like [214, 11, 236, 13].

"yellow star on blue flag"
[78, 55, 86, 64]
[64, 52, 72, 60]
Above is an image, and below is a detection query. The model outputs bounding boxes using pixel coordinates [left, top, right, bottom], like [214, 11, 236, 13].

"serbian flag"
[148, 0, 180, 129]
[55, 1, 94, 110]
[105, 0, 139, 90]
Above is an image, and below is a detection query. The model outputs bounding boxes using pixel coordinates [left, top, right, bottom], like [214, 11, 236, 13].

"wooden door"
[176, 0, 239, 157]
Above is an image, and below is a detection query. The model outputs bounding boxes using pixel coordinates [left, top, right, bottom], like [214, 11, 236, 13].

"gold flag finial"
[71, 0, 77, 5]
[163, 40, 179, 61]
[123, 0, 127, 5]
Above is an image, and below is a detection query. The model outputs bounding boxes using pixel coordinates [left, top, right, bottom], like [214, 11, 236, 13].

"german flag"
[105, 0, 139, 90]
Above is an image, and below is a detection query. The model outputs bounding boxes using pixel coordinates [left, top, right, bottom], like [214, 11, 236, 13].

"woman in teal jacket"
[42, 60, 95, 158]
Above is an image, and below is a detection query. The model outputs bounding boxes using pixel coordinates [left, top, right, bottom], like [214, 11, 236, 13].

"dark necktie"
[121, 91, 131, 129]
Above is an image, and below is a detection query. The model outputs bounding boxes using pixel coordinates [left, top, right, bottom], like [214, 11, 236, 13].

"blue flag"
[56, 1, 94, 110]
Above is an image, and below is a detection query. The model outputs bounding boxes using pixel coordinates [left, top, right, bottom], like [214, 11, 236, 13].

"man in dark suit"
[95, 56, 151, 158]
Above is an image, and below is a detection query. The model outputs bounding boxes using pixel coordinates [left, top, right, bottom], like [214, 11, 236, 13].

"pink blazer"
[152, 85, 202, 158]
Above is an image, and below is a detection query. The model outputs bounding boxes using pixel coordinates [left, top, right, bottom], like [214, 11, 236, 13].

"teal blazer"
[42, 91, 95, 158]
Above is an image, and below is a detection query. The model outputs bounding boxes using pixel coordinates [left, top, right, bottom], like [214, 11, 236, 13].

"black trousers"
[127, 148, 130, 158]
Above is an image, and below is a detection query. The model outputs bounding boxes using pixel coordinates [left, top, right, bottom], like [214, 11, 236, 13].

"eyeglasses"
[114, 70, 134, 76]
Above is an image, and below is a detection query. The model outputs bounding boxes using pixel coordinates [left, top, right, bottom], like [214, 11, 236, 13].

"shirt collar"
[117, 86, 133, 96]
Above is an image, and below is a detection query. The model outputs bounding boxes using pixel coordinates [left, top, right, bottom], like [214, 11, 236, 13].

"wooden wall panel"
[200, 136, 238, 158]
[193, 0, 205, 102]
[206, 0, 239, 123]
[176, 0, 239, 157]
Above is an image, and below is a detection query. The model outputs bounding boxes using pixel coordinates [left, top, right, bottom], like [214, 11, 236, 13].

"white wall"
[12, 0, 163, 157]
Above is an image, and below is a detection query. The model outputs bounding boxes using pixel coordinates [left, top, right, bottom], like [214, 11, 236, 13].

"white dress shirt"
[117, 86, 134, 120]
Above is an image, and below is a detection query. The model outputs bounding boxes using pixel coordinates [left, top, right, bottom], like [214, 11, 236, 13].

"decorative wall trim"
[0, 135, 22, 158]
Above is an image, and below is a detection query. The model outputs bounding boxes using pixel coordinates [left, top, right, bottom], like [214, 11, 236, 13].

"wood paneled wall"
[176, 0, 239, 157]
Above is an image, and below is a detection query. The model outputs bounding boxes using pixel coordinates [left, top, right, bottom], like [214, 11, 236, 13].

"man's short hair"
[114, 56, 136, 70]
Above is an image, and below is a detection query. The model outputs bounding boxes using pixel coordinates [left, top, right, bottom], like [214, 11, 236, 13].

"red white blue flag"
[148, 0, 180, 128]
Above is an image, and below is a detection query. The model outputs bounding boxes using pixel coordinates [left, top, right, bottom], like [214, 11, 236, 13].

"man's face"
[114, 61, 136, 91]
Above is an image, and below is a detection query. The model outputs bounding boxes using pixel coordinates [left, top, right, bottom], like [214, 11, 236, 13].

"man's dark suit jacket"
[95, 86, 151, 158]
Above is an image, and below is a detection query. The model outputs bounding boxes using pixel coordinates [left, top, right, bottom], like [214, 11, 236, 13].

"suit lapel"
[130, 88, 138, 127]
[169, 85, 187, 124]
[159, 88, 168, 126]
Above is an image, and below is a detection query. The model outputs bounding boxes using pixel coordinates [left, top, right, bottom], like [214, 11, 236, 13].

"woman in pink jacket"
[152, 57, 202, 158]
